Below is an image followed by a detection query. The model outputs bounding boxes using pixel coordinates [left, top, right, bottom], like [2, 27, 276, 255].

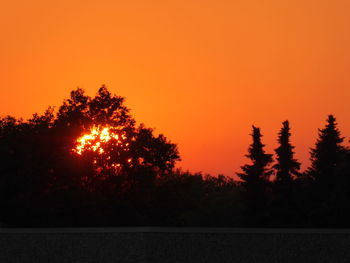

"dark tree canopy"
[0, 86, 182, 226]
[55, 86, 179, 174]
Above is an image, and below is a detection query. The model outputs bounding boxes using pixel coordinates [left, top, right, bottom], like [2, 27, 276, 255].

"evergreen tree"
[306, 115, 345, 226]
[309, 115, 344, 182]
[271, 121, 300, 226]
[238, 126, 273, 185]
[237, 126, 273, 225]
[274, 120, 301, 182]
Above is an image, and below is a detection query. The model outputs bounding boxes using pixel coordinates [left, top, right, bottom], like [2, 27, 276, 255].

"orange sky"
[1, 0, 350, 177]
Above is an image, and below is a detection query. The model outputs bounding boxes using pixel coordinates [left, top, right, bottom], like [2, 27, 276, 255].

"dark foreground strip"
[1, 227, 350, 233]
[0, 228, 349, 263]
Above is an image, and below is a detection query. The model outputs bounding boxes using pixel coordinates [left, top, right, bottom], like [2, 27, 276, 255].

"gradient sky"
[1, 0, 350, 177]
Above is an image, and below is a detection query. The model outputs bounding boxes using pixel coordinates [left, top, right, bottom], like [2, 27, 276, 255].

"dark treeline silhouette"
[1, 86, 350, 227]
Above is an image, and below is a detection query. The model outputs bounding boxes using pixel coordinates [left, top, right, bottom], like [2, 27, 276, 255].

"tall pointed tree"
[305, 115, 345, 226]
[309, 115, 344, 182]
[237, 126, 273, 192]
[274, 120, 301, 182]
[237, 126, 273, 225]
[271, 121, 301, 226]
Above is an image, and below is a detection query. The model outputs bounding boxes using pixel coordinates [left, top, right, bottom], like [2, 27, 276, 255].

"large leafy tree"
[54, 86, 179, 177]
[0, 86, 180, 226]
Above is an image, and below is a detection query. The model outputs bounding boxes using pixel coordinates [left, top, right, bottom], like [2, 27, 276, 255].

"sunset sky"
[1, 0, 350, 177]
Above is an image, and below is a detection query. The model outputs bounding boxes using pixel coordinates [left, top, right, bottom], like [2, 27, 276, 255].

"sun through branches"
[73, 125, 133, 170]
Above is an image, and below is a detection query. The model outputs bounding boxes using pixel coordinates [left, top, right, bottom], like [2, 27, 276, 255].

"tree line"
[0, 86, 349, 227]
[238, 116, 350, 227]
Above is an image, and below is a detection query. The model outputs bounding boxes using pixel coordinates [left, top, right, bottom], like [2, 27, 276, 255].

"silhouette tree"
[56, 88, 91, 130]
[237, 126, 273, 225]
[274, 120, 301, 182]
[53, 86, 180, 185]
[0, 86, 181, 226]
[89, 85, 135, 127]
[271, 120, 301, 226]
[305, 115, 345, 226]
[130, 125, 180, 173]
[308, 115, 344, 183]
[238, 126, 273, 185]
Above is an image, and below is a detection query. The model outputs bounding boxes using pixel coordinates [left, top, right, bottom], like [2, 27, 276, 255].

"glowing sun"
[73, 125, 132, 169]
